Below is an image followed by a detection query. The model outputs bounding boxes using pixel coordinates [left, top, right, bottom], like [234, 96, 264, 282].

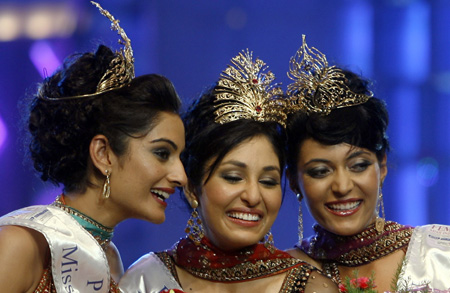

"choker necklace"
[169, 237, 304, 283]
[298, 221, 412, 267]
[52, 195, 114, 249]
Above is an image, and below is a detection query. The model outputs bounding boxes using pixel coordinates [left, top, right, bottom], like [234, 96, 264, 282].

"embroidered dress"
[0, 200, 120, 293]
[120, 237, 319, 293]
[298, 221, 450, 291]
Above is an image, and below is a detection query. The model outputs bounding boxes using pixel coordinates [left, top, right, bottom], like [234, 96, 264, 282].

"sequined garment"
[297, 221, 413, 283]
[158, 237, 318, 292]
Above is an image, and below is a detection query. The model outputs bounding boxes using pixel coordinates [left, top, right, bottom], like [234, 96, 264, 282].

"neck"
[63, 190, 121, 228]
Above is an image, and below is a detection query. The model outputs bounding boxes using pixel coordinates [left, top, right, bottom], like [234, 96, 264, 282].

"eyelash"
[153, 148, 171, 160]
[221, 175, 280, 186]
[306, 160, 373, 178]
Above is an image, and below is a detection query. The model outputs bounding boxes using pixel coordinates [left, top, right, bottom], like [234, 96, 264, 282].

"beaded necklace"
[52, 195, 114, 249]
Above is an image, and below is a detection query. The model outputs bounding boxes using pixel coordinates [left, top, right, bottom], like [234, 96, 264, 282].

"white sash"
[398, 224, 450, 291]
[0, 205, 111, 293]
[119, 252, 182, 293]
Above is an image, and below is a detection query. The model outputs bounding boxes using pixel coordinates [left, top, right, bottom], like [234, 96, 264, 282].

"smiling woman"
[285, 35, 450, 292]
[0, 2, 186, 292]
[120, 50, 339, 293]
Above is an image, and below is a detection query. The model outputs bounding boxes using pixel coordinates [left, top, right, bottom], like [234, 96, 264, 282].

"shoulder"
[285, 247, 322, 269]
[0, 225, 49, 292]
[105, 241, 124, 282]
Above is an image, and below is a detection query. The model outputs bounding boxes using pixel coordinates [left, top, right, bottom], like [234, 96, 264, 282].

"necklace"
[52, 195, 114, 249]
[170, 237, 305, 283]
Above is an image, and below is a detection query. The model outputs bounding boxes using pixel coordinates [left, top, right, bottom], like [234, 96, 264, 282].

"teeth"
[328, 201, 361, 211]
[151, 189, 170, 200]
[227, 212, 260, 222]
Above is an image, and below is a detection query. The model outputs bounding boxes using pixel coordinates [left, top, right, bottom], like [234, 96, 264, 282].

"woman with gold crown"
[0, 2, 187, 292]
[119, 50, 338, 293]
[285, 35, 450, 292]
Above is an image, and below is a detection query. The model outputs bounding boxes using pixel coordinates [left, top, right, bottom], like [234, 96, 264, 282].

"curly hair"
[28, 45, 181, 192]
[182, 85, 286, 197]
[286, 69, 389, 191]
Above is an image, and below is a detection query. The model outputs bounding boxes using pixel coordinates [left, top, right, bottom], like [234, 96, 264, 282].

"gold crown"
[213, 50, 287, 127]
[286, 35, 371, 115]
[42, 1, 135, 101]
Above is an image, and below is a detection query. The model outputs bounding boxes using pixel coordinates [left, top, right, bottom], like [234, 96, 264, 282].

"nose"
[168, 159, 188, 187]
[240, 180, 262, 207]
[331, 168, 354, 196]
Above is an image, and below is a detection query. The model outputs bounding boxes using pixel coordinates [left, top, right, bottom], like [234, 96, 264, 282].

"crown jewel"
[42, 1, 135, 101]
[286, 35, 371, 115]
[213, 50, 287, 127]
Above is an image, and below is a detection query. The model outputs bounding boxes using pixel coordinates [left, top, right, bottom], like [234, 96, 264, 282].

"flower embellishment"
[339, 272, 377, 293]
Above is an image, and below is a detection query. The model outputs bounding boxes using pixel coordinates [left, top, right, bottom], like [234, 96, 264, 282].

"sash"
[119, 252, 182, 293]
[398, 224, 450, 291]
[0, 205, 110, 293]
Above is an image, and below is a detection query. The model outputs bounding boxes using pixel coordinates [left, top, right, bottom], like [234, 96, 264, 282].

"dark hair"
[182, 85, 286, 197]
[286, 69, 389, 191]
[28, 45, 181, 192]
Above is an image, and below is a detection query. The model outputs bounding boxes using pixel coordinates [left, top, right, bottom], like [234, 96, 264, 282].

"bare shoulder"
[0, 225, 49, 292]
[105, 241, 124, 282]
[285, 247, 322, 268]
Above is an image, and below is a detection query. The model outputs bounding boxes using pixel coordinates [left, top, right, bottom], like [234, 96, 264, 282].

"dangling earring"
[375, 182, 385, 233]
[297, 193, 303, 243]
[263, 230, 275, 253]
[103, 170, 111, 199]
[185, 199, 204, 246]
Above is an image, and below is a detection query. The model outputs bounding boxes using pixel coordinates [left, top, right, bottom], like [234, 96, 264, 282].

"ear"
[89, 134, 115, 176]
[183, 181, 199, 208]
[380, 154, 388, 184]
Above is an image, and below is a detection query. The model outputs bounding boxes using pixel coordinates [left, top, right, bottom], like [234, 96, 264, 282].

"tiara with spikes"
[286, 35, 371, 115]
[41, 1, 135, 101]
[213, 50, 288, 128]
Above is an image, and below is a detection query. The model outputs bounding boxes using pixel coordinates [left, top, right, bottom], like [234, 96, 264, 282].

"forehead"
[145, 112, 184, 142]
[299, 138, 369, 161]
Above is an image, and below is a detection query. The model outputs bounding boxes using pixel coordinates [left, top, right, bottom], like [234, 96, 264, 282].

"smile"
[226, 212, 261, 222]
[151, 189, 170, 202]
[325, 200, 362, 216]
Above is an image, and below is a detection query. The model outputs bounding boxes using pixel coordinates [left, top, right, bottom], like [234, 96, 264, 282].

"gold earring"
[297, 193, 303, 243]
[103, 170, 111, 199]
[185, 199, 204, 246]
[263, 230, 275, 253]
[375, 182, 385, 233]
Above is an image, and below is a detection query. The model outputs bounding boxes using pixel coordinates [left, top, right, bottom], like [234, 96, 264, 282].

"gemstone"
[255, 106, 262, 113]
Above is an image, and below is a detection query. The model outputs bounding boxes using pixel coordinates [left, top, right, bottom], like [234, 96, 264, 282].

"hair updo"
[286, 69, 390, 189]
[182, 85, 286, 197]
[28, 45, 181, 192]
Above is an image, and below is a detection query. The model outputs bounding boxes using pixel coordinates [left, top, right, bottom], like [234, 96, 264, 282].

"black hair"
[182, 85, 286, 197]
[286, 69, 389, 191]
[28, 45, 181, 192]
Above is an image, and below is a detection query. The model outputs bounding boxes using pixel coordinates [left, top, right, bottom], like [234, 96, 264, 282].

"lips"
[325, 199, 362, 216]
[151, 188, 174, 207]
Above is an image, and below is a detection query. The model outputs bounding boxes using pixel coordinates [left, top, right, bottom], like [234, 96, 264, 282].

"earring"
[375, 183, 385, 233]
[263, 230, 275, 253]
[297, 193, 303, 243]
[185, 199, 204, 246]
[103, 170, 111, 199]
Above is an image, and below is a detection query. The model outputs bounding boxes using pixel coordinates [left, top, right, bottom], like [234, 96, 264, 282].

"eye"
[259, 178, 280, 187]
[350, 160, 372, 172]
[221, 174, 243, 183]
[305, 166, 331, 178]
[153, 148, 171, 160]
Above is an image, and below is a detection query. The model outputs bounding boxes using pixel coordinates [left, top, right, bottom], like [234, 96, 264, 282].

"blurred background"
[0, 0, 449, 270]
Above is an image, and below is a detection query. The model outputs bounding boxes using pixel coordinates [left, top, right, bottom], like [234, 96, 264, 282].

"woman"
[285, 35, 450, 291]
[120, 50, 338, 292]
[0, 3, 186, 292]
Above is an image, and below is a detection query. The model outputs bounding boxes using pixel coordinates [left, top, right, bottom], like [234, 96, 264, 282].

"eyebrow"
[304, 150, 372, 166]
[222, 160, 281, 173]
[150, 138, 178, 150]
